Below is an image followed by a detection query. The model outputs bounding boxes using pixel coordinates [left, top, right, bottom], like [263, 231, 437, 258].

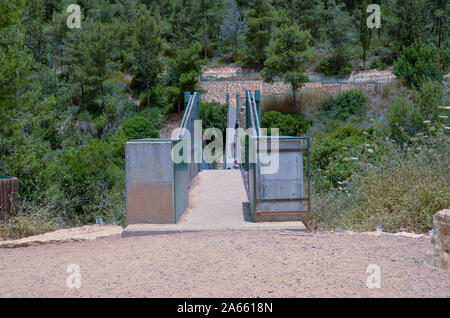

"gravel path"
[0, 230, 448, 298]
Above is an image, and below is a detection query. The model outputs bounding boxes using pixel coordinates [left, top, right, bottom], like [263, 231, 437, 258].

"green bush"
[139, 107, 164, 130]
[310, 124, 378, 188]
[386, 97, 424, 144]
[320, 90, 368, 121]
[121, 115, 159, 140]
[261, 111, 309, 136]
[199, 102, 228, 137]
[309, 133, 449, 233]
[413, 80, 445, 120]
[317, 50, 353, 75]
[139, 85, 180, 111]
[393, 41, 444, 88]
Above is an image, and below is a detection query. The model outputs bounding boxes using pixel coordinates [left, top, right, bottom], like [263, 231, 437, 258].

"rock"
[426, 210, 450, 270]
[0, 225, 123, 248]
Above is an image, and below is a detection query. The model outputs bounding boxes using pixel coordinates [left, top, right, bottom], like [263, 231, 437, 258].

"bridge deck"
[179, 170, 250, 226]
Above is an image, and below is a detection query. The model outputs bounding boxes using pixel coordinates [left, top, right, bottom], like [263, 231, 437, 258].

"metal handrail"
[251, 92, 260, 135]
[179, 92, 196, 139]
[246, 91, 260, 136]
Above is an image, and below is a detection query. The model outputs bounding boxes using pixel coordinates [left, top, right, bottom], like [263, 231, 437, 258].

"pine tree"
[192, 0, 224, 60]
[219, 0, 246, 60]
[394, 0, 427, 51]
[359, 0, 371, 68]
[261, 25, 311, 108]
[133, 12, 162, 105]
[243, 0, 273, 69]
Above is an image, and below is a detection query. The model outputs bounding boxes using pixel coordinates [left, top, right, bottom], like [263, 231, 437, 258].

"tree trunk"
[292, 85, 297, 109]
[363, 48, 366, 69]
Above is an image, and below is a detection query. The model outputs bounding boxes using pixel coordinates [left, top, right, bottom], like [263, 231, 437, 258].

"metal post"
[184, 91, 190, 111]
[255, 90, 261, 125]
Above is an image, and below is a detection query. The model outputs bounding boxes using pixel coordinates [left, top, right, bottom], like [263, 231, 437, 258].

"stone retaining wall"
[200, 80, 392, 107]
[426, 209, 450, 270]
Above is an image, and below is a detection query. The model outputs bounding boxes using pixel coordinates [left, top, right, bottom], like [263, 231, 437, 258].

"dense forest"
[0, 0, 448, 238]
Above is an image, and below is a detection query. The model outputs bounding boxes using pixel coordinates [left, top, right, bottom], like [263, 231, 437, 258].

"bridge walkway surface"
[124, 169, 306, 235]
[224, 104, 242, 169]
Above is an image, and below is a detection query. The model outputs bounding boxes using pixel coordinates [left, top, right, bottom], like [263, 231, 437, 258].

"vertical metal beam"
[245, 90, 250, 171]
[236, 92, 240, 118]
[184, 91, 190, 110]
[255, 90, 261, 125]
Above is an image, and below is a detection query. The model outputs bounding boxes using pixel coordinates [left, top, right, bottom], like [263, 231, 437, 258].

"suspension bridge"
[123, 90, 311, 234]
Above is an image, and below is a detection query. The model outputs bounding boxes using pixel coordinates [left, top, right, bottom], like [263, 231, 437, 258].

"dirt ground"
[0, 230, 448, 298]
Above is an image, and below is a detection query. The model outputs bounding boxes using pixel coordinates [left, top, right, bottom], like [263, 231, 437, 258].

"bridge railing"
[125, 92, 200, 224]
[244, 90, 311, 222]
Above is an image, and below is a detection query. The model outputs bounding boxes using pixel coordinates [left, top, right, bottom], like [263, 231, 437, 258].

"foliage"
[393, 41, 444, 88]
[219, 0, 246, 60]
[413, 80, 445, 120]
[132, 12, 162, 95]
[1, 0, 449, 239]
[121, 115, 160, 140]
[317, 49, 353, 75]
[309, 132, 449, 233]
[243, 0, 273, 69]
[310, 124, 378, 188]
[199, 102, 228, 138]
[261, 24, 311, 107]
[386, 97, 424, 144]
[320, 90, 368, 121]
[261, 111, 309, 136]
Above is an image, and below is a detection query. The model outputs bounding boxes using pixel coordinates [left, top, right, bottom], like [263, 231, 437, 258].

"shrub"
[261, 111, 309, 136]
[320, 90, 368, 121]
[199, 102, 228, 137]
[413, 80, 445, 120]
[393, 41, 444, 88]
[121, 115, 159, 140]
[310, 124, 378, 188]
[139, 107, 164, 130]
[0, 208, 59, 240]
[386, 97, 424, 144]
[139, 85, 180, 111]
[317, 50, 353, 75]
[309, 133, 449, 233]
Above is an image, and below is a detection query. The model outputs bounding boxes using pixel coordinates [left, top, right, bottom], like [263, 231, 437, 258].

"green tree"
[192, 0, 224, 60]
[261, 25, 311, 108]
[394, 0, 427, 51]
[393, 41, 444, 88]
[219, 0, 246, 59]
[0, 0, 25, 28]
[359, 0, 371, 68]
[243, 0, 273, 69]
[166, 42, 204, 112]
[133, 12, 162, 105]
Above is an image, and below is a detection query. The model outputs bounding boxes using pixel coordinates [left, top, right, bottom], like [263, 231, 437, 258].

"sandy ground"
[0, 230, 448, 298]
[0, 225, 122, 248]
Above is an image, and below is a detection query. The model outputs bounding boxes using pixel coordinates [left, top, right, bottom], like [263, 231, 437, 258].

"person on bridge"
[234, 120, 239, 137]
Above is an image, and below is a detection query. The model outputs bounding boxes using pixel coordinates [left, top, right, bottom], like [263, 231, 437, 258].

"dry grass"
[262, 82, 404, 118]
[308, 132, 450, 233]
